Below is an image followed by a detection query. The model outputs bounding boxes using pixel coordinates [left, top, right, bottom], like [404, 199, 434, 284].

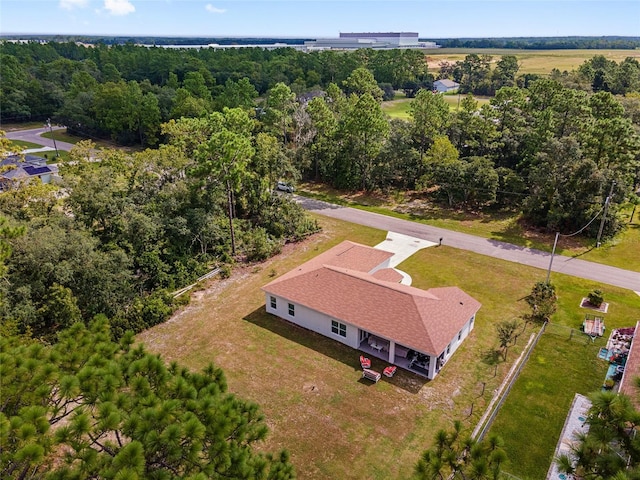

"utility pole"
[545, 231, 559, 285]
[596, 181, 616, 248]
[46, 118, 59, 158]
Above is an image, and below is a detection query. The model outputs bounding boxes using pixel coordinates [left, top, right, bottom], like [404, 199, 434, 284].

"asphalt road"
[297, 196, 640, 292]
[6, 126, 76, 152]
[5, 128, 639, 291]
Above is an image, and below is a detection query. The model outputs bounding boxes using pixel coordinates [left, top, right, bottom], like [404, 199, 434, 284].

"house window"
[270, 296, 277, 309]
[331, 320, 347, 337]
[446, 344, 451, 355]
[458, 330, 462, 341]
[288, 303, 295, 316]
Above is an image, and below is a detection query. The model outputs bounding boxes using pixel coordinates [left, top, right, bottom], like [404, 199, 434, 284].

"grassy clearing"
[36, 150, 72, 163]
[137, 215, 640, 479]
[424, 49, 640, 75]
[382, 99, 412, 119]
[298, 184, 640, 272]
[382, 95, 490, 119]
[6, 139, 71, 162]
[40, 129, 80, 145]
[41, 128, 142, 152]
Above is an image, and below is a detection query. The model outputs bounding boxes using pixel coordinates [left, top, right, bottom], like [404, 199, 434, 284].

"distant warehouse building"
[305, 32, 438, 51]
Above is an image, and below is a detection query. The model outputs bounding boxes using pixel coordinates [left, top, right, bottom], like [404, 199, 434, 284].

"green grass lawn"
[40, 129, 81, 145]
[489, 333, 606, 480]
[381, 99, 412, 119]
[8, 139, 43, 150]
[298, 184, 640, 272]
[34, 150, 71, 163]
[6, 139, 71, 163]
[382, 95, 491, 119]
[487, 268, 640, 480]
[137, 215, 640, 479]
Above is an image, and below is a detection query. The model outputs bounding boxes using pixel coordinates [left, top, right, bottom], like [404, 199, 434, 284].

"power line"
[558, 204, 605, 238]
[545, 202, 607, 284]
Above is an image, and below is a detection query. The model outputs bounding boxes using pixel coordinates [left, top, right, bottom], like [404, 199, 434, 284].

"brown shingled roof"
[262, 240, 481, 355]
[372, 268, 403, 283]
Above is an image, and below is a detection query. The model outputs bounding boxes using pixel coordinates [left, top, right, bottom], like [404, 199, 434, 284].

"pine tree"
[0, 318, 295, 479]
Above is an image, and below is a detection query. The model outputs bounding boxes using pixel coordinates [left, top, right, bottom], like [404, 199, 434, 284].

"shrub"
[219, 265, 232, 279]
[588, 289, 604, 307]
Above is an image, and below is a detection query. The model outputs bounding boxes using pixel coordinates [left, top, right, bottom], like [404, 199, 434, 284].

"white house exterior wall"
[265, 292, 478, 380]
[265, 293, 360, 349]
[442, 314, 476, 361]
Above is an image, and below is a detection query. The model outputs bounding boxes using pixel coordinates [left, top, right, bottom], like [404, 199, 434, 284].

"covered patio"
[358, 334, 436, 378]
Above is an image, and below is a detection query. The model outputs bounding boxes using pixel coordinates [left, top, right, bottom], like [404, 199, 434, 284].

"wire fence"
[472, 319, 604, 479]
[475, 321, 547, 441]
[544, 322, 595, 344]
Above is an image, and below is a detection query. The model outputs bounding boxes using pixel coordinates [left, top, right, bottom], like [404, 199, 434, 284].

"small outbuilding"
[433, 79, 460, 93]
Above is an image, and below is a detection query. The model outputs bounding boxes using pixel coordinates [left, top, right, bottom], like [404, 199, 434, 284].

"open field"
[424, 48, 640, 75]
[298, 184, 640, 273]
[137, 215, 640, 479]
[382, 95, 491, 118]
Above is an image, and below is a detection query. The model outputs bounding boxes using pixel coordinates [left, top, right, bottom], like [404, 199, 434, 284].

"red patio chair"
[383, 366, 397, 378]
[360, 355, 371, 369]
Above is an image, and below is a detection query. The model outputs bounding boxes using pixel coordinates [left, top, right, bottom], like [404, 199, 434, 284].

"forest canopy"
[1, 43, 639, 340]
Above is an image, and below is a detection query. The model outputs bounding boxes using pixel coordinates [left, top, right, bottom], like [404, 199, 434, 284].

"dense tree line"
[286, 70, 639, 237]
[436, 36, 640, 50]
[3, 35, 639, 49]
[0, 42, 431, 130]
[0, 107, 319, 339]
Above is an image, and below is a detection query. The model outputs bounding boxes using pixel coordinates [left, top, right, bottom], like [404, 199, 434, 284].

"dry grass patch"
[137, 216, 588, 479]
[425, 49, 640, 75]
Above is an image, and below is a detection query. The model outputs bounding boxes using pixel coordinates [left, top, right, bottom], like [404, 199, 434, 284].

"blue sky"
[2, 0, 639, 38]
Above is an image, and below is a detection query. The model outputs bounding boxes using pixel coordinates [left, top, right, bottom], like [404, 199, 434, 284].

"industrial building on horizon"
[136, 32, 439, 51]
[304, 32, 438, 50]
[0, 32, 440, 51]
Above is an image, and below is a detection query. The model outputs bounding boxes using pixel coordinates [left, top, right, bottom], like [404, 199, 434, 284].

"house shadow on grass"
[244, 307, 428, 394]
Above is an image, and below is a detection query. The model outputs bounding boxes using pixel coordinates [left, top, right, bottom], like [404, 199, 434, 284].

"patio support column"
[388, 341, 395, 363]
[428, 354, 437, 379]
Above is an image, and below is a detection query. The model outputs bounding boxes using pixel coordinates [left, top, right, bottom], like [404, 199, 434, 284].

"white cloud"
[104, 0, 135, 16]
[60, 0, 89, 10]
[205, 4, 226, 14]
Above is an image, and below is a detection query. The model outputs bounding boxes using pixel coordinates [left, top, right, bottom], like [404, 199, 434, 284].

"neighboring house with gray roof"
[0, 154, 59, 189]
[262, 240, 481, 378]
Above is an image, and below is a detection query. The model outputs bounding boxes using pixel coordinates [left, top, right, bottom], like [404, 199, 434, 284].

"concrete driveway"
[373, 231, 436, 285]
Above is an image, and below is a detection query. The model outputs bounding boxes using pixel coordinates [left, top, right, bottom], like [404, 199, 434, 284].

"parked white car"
[276, 181, 294, 193]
